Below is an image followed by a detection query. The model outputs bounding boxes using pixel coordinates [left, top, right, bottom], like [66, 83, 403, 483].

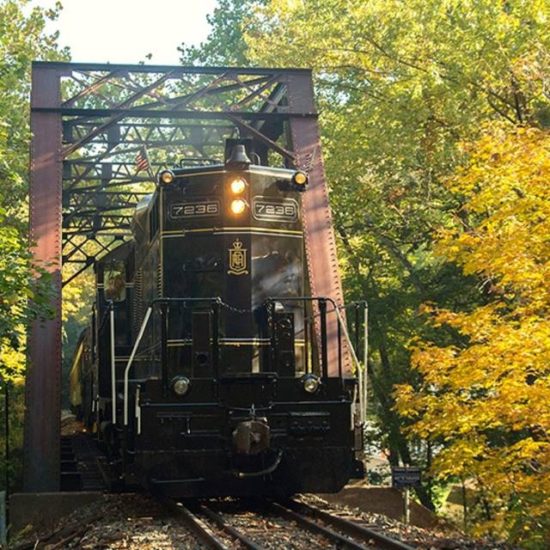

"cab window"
[104, 261, 126, 302]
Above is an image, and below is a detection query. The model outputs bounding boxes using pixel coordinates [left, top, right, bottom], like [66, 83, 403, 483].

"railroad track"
[165, 497, 416, 550]
[278, 499, 416, 550]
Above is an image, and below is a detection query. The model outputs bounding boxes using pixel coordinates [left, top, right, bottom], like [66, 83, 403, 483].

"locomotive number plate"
[170, 200, 220, 219]
[252, 197, 298, 222]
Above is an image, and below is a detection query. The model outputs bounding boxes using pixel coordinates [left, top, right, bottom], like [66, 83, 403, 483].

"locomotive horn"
[225, 144, 251, 168]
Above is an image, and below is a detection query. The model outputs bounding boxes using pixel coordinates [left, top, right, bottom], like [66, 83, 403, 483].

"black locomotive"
[70, 140, 364, 496]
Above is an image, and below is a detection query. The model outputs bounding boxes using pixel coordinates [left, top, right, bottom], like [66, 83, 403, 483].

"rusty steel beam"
[63, 121, 233, 146]
[25, 65, 63, 491]
[62, 69, 123, 107]
[33, 61, 311, 75]
[286, 72, 352, 376]
[37, 107, 314, 120]
[62, 71, 178, 157]
[61, 71, 233, 158]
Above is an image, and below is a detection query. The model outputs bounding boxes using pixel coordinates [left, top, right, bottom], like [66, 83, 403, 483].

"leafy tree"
[395, 126, 550, 546]
[178, 0, 549, 516]
[0, 0, 67, 489]
[0, 0, 67, 210]
[0, 0, 67, 377]
[178, 0, 257, 66]
[0, 211, 52, 381]
[241, 0, 548, 509]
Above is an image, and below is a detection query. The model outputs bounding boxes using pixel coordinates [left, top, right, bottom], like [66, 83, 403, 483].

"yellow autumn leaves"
[394, 126, 550, 544]
[442, 127, 550, 313]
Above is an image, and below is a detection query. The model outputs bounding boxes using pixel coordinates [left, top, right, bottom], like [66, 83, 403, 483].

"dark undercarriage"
[123, 378, 363, 497]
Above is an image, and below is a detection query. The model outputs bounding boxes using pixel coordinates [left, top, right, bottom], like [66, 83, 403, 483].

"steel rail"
[197, 503, 263, 550]
[269, 501, 368, 550]
[165, 500, 229, 550]
[282, 500, 416, 550]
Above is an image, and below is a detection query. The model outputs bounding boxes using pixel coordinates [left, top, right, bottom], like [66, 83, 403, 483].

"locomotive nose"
[232, 418, 270, 455]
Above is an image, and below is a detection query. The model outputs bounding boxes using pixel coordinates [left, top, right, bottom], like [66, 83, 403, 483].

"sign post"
[0, 490, 5, 546]
[392, 466, 421, 525]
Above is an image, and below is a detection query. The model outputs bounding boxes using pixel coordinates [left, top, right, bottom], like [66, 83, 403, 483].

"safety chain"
[124, 298, 365, 334]
[218, 298, 368, 324]
[218, 300, 256, 315]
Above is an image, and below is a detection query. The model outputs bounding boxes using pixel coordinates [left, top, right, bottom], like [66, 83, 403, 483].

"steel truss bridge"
[26, 62, 346, 491]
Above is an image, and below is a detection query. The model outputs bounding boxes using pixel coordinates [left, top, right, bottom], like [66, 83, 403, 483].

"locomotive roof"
[170, 163, 297, 179]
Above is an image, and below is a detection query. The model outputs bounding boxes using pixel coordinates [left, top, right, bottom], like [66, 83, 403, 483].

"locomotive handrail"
[123, 306, 153, 425]
[109, 301, 117, 425]
[334, 304, 368, 426]
[267, 296, 368, 426]
[334, 300, 368, 428]
[122, 296, 367, 431]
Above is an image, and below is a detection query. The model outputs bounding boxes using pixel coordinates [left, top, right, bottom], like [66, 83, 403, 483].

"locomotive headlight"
[172, 376, 190, 396]
[229, 177, 247, 194]
[292, 171, 308, 187]
[230, 198, 247, 215]
[302, 374, 320, 394]
[159, 170, 175, 185]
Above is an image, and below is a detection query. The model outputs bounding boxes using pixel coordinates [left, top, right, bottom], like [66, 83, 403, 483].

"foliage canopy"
[395, 126, 550, 544]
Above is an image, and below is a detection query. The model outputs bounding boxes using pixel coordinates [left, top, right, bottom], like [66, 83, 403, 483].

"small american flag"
[135, 146, 150, 174]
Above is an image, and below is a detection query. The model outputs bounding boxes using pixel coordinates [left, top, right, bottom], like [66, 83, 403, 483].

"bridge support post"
[24, 64, 64, 491]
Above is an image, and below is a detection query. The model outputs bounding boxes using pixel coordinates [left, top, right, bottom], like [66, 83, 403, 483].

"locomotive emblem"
[228, 238, 249, 275]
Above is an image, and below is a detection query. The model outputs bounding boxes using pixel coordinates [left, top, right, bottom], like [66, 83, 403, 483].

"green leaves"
[178, 0, 260, 65]
[0, 0, 66, 379]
